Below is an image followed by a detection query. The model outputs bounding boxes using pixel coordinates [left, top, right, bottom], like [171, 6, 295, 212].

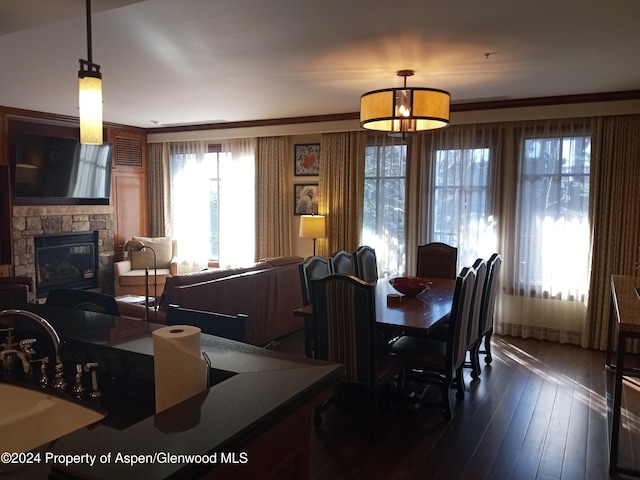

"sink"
[0, 383, 105, 453]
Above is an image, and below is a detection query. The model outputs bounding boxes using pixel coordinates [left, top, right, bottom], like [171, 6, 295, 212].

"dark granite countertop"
[0, 305, 343, 479]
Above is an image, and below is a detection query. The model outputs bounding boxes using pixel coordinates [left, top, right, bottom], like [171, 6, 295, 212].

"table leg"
[304, 316, 316, 359]
[606, 291, 615, 368]
[610, 331, 626, 473]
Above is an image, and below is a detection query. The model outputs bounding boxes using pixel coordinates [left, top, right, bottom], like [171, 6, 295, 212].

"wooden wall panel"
[112, 172, 147, 259]
[108, 128, 148, 261]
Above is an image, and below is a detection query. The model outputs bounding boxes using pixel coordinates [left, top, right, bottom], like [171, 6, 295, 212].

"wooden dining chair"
[465, 258, 487, 379]
[311, 274, 404, 434]
[298, 255, 331, 358]
[426, 258, 487, 380]
[166, 304, 248, 342]
[0, 284, 30, 310]
[416, 242, 458, 279]
[45, 288, 121, 316]
[354, 245, 378, 282]
[390, 266, 476, 420]
[0, 276, 37, 304]
[329, 250, 355, 275]
[472, 253, 502, 372]
[298, 255, 331, 306]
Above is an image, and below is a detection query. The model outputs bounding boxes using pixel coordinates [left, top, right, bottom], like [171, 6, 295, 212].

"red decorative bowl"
[389, 277, 431, 296]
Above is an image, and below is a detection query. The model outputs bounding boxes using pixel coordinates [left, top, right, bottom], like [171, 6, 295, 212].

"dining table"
[294, 275, 456, 357]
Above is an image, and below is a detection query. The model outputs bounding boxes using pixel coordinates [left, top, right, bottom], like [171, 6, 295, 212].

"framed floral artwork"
[294, 183, 319, 215]
[294, 143, 320, 176]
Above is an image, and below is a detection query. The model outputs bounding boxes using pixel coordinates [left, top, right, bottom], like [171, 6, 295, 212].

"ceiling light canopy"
[360, 70, 450, 133]
[78, 0, 103, 145]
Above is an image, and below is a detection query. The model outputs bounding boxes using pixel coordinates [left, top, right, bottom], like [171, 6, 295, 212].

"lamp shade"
[79, 74, 103, 145]
[124, 239, 145, 252]
[299, 215, 326, 239]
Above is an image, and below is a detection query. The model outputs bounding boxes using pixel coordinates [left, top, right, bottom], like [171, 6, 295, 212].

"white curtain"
[408, 119, 591, 345]
[362, 133, 407, 276]
[169, 140, 211, 272]
[496, 118, 592, 345]
[408, 124, 500, 274]
[219, 137, 256, 267]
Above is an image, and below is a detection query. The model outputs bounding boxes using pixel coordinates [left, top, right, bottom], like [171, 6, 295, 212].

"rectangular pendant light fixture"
[78, 0, 103, 145]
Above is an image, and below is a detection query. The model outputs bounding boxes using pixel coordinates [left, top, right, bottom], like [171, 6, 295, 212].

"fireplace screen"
[34, 232, 98, 297]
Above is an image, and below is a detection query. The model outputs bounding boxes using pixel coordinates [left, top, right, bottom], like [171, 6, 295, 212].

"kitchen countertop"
[0, 305, 343, 479]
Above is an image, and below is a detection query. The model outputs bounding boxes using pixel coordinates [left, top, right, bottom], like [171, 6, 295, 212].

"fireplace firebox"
[34, 231, 99, 297]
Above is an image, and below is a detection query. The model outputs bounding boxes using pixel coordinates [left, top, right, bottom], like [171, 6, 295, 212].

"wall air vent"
[114, 136, 143, 167]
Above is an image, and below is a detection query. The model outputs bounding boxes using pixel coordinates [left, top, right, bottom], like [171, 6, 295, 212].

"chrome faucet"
[0, 309, 65, 390]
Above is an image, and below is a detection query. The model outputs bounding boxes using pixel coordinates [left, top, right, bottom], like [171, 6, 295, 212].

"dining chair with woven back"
[416, 242, 458, 279]
[354, 245, 378, 283]
[390, 265, 476, 420]
[310, 274, 404, 435]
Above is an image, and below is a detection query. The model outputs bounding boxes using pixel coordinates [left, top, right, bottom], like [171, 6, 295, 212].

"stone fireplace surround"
[12, 205, 115, 296]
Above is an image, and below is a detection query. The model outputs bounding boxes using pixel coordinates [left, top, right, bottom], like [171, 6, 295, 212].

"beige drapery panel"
[317, 131, 366, 257]
[147, 143, 171, 237]
[405, 135, 429, 276]
[584, 114, 640, 352]
[255, 136, 292, 259]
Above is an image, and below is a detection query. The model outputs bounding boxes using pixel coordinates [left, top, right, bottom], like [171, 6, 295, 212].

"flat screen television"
[13, 133, 113, 205]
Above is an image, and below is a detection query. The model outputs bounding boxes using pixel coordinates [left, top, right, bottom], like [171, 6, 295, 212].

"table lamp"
[124, 239, 157, 322]
[299, 215, 326, 256]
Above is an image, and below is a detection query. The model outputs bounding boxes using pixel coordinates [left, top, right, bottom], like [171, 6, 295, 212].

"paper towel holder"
[203, 350, 211, 388]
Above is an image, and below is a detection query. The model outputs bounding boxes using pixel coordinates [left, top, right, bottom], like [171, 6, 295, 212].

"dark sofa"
[117, 256, 305, 346]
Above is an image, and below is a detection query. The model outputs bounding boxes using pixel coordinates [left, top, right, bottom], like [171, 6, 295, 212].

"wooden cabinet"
[108, 128, 148, 261]
[202, 389, 331, 480]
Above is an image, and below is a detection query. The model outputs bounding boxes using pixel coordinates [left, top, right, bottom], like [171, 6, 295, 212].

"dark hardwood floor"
[268, 331, 640, 480]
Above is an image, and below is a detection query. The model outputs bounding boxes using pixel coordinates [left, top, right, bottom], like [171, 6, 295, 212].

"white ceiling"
[1, 0, 639, 129]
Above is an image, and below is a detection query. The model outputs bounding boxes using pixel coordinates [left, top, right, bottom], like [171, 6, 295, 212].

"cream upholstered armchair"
[113, 236, 178, 297]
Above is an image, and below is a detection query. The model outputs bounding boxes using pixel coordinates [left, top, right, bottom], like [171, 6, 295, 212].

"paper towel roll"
[153, 325, 209, 413]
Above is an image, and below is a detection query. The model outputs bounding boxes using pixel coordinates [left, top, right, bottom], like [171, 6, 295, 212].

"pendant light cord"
[85, 0, 93, 64]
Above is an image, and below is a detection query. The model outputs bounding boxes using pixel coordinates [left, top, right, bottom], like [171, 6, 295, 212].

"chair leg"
[369, 388, 378, 440]
[313, 396, 335, 428]
[313, 406, 323, 428]
[441, 379, 453, 421]
[484, 330, 493, 365]
[471, 343, 482, 377]
[455, 366, 465, 401]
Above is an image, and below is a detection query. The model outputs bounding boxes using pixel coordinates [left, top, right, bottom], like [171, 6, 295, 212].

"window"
[206, 150, 221, 259]
[362, 140, 407, 276]
[432, 146, 493, 267]
[515, 132, 590, 299]
[170, 143, 225, 266]
[170, 139, 255, 269]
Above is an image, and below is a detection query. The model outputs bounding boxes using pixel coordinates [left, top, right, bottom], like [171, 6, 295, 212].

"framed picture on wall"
[294, 143, 320, 176]
[294, 183, 319, 215]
